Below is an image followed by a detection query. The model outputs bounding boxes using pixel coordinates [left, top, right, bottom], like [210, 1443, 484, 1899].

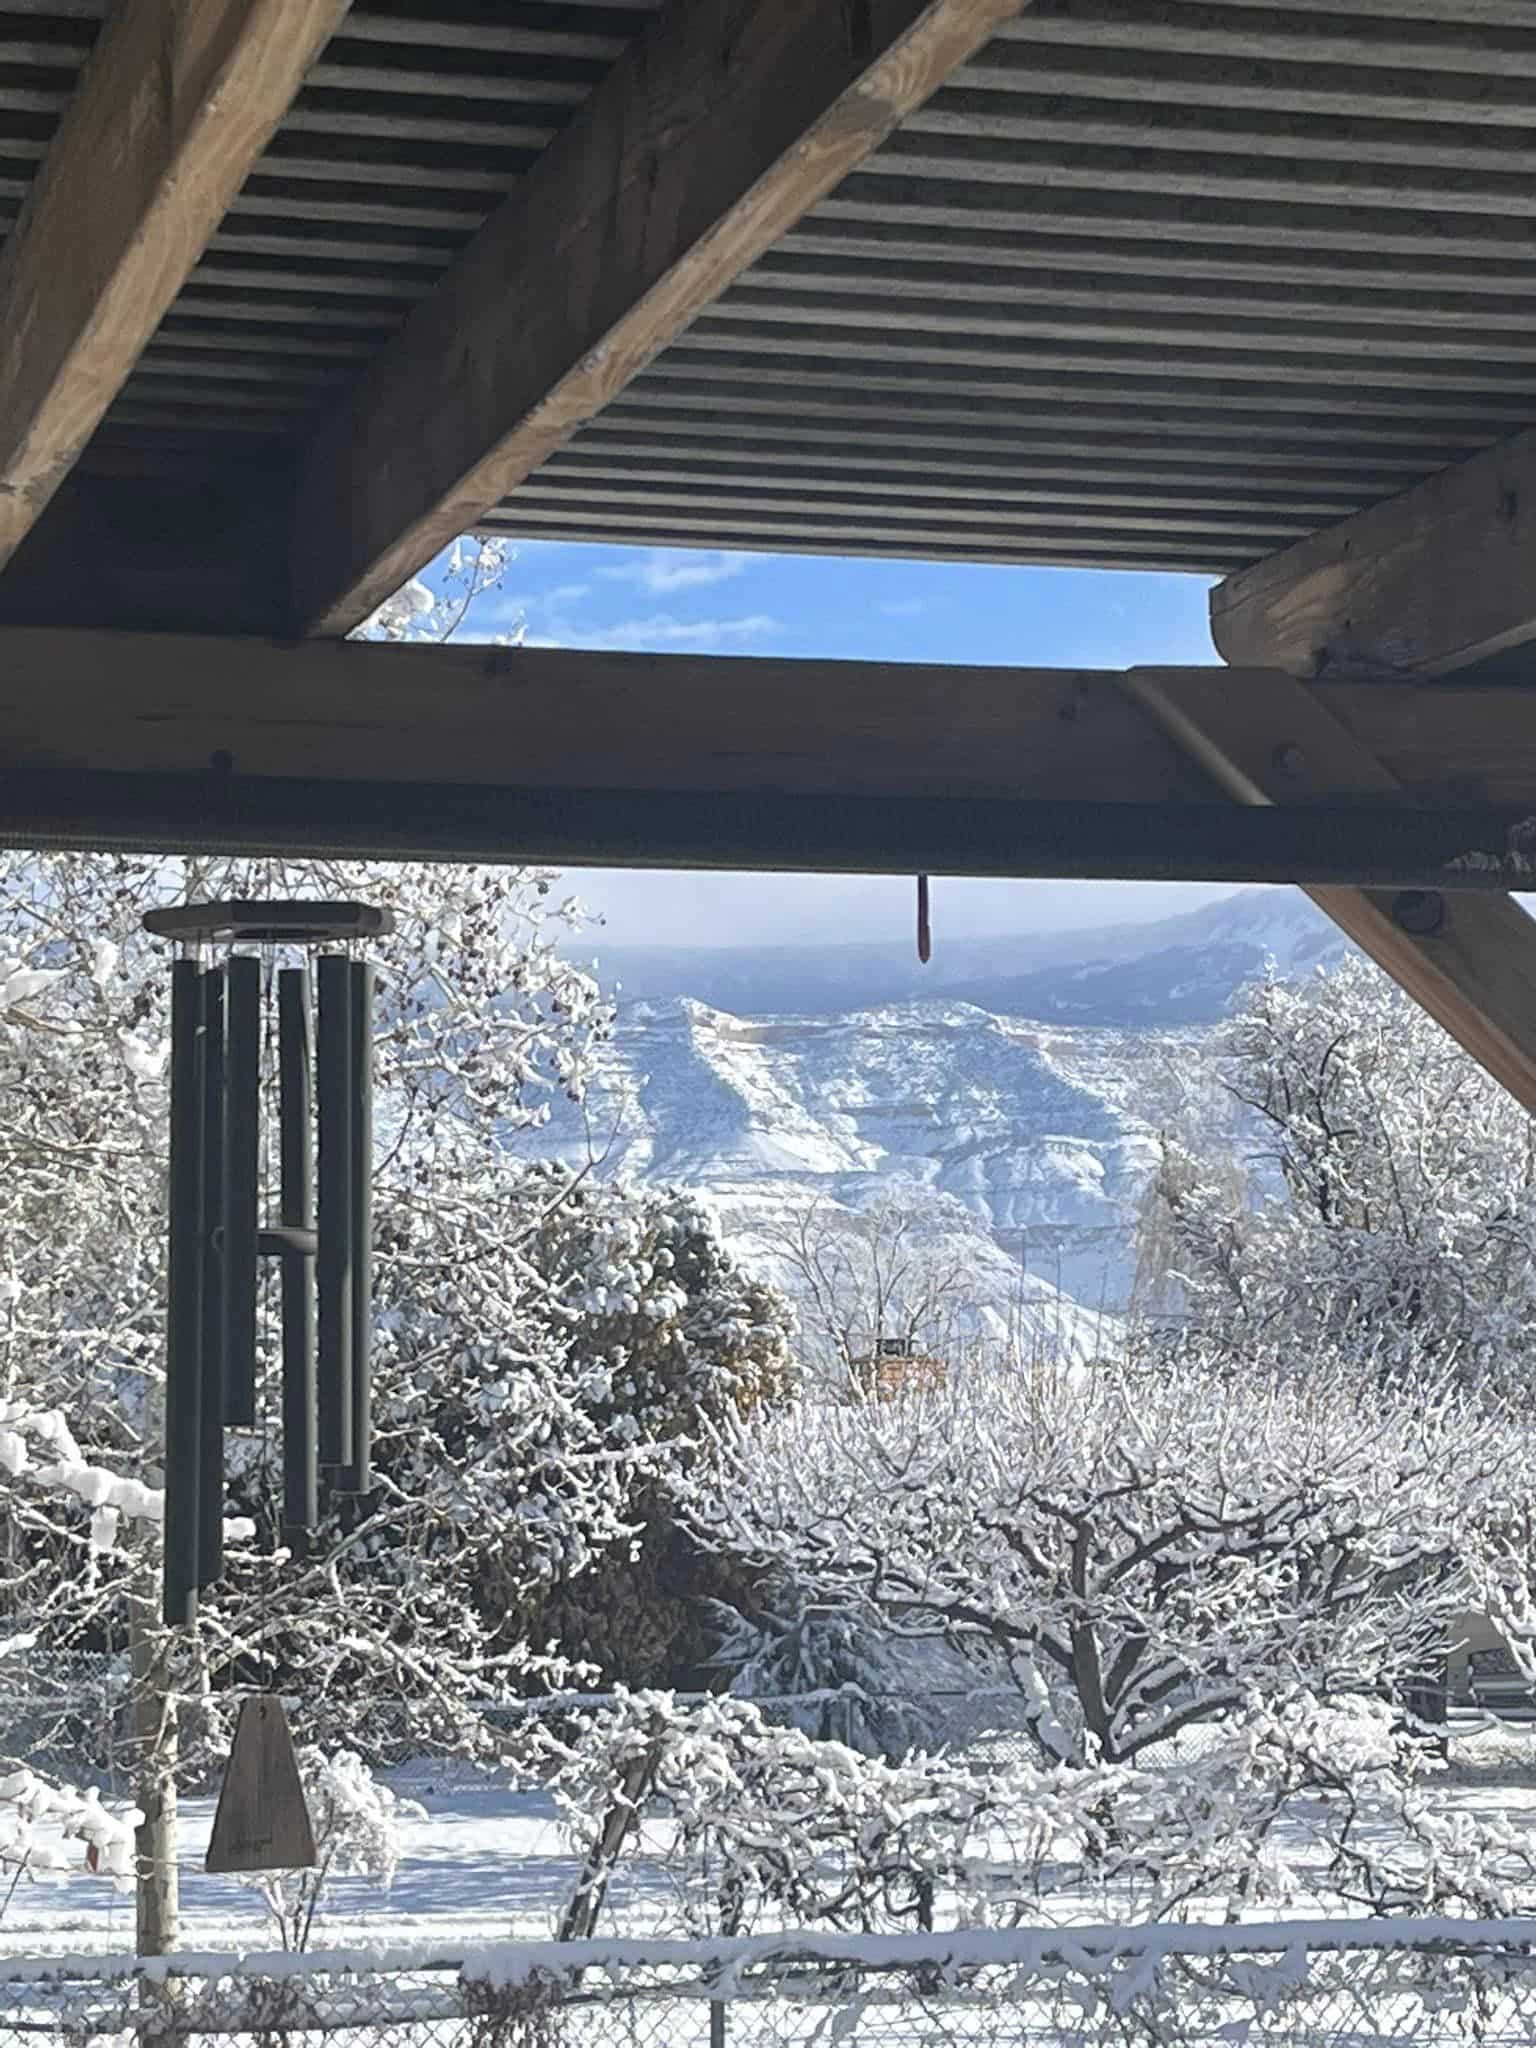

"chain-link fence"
[6, 1922, 1536, 2047]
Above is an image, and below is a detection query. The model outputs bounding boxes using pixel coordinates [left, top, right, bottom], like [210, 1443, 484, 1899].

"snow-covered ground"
[0, 1772, 616, 1958]
[8, 1729, 1536, 1961]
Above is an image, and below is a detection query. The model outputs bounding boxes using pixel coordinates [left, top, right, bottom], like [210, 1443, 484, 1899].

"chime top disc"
[142, 900, 394, 946]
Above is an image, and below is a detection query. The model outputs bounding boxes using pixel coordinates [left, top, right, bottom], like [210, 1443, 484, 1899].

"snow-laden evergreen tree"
[1146, 953, 1536, 1374]
[701, 1584, 969, 1757]
[520, 1171, 795, 1686]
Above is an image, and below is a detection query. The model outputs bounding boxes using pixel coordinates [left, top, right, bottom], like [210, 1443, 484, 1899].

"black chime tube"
[222, 954, 261, 1427]
[316, 954, 353, 1470]
[196, 967, 225, 1589]
[164, 961, 205, 1626]
[278, 968, 318, 1549]
[336, 960, 374, 1494]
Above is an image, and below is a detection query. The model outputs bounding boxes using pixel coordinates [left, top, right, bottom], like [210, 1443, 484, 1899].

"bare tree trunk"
[131, 1600, 179, 1957]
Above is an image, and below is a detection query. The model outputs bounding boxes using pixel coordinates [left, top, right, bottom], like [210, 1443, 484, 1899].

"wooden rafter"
[288, 0, 1029, 638]
[0, 0, 351, 573]
[1125, 666, 1536, 1117]
[1209, 423, 1536, 679]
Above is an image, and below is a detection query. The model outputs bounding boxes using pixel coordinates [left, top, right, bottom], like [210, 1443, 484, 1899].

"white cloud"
[606, 613, 778, 649]
[599, 549, 751, 595]
[528, 613, 780, 653]
[877, 597, 927, 618]
[544, 582, 592, 602]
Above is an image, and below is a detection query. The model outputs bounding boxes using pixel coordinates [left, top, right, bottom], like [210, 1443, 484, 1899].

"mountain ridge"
[581, 887, 1345, 1026]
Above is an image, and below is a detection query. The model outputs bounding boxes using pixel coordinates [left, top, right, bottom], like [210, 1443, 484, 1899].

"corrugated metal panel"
[14, 0, 1536, 574]
[496, 0, 1536, 573]
[120, 0, 660, 441]
[0, 2, 661, 444]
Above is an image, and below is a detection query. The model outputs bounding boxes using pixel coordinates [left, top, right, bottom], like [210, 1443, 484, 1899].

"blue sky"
[478, 538, 1221, 670]
[437, 537, 1247, 949]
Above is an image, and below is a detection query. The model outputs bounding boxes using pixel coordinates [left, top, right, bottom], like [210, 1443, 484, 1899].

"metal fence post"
[710, 1998, 726, 2048]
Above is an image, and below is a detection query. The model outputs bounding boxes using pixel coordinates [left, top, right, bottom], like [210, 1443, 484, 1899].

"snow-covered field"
[8, 1729, 1536, 1962]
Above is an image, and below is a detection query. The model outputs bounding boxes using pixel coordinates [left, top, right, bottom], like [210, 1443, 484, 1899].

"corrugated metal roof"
[0, 1, 661, 447]
[15, 0, 1536, 575]
[497, 0, 1536, 573]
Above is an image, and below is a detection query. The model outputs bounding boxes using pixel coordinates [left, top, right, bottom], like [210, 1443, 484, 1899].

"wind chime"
[142, 901, 392, 1627]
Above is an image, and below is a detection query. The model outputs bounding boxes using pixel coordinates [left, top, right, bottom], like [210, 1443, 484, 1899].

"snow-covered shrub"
[0, 1763, 140, 1896]
[542, 1686, 1536, 1932]
[253, 1749, 425, 1951]
[541, 1688, 1075, 1935]
[684, 1345, 1525, 1768]
[703, 1588, 975, 1758]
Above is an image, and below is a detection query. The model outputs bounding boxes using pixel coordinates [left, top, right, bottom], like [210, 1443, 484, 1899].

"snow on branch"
[539, 1682, 1536, 1932]
[0, 1400, 161, 1550]
[0, 1766, 141, 1882]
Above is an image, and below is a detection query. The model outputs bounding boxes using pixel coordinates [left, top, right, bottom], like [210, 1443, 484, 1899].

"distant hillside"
[520, 889, 1354, 1332]
[587, 888, 1346, 1026]
[943, 889, 1345, 1026]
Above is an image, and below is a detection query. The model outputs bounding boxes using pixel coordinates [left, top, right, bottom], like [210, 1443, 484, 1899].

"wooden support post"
[1125, 666, 1536, 1117]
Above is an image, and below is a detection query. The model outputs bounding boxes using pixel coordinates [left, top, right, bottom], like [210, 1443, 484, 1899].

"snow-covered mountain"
[595, 886, 1343, 1026]
[529, 890, 1343, 1336]
[941, 887, 1343, 1027]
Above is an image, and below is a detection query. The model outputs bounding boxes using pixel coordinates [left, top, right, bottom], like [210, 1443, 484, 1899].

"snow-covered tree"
[749, 1189, 991, 1397]
[683, 1344, 1526, 1768]
[355, 535, 517, 649]
[0, 848, 796, 1955]
[520, 1173, 794, 1686]
[0, 854, 634, 1738]
[1146, 955, 1536, 1374]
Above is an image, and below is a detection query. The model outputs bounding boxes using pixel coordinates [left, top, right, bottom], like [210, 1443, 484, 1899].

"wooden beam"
[6, 626, 1534, 805]
[1209, 423, 1536, 677]
[12, 771, 1536, 885]
[0, 0, 350, 571]
[288, 0, 1027, 638]
[0, 631, 1213, 801]
[1125, 665, 1536, 1116]
[6, 631, 1536, 886]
